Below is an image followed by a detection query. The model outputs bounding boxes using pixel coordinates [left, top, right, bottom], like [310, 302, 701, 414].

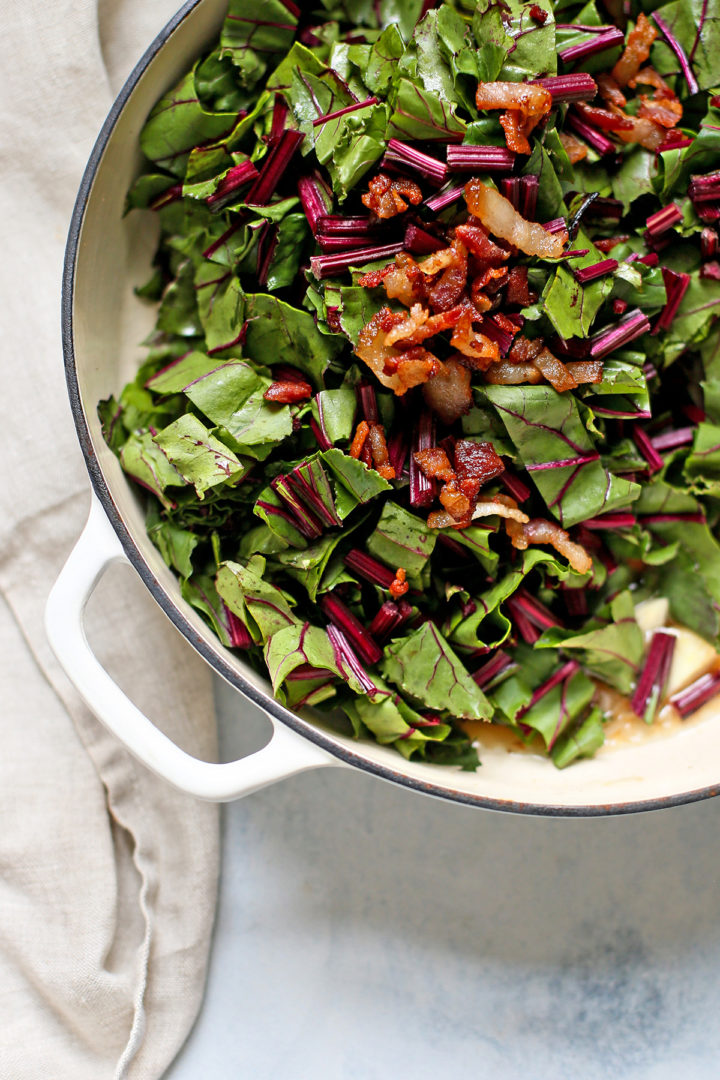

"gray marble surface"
[169, 678, 720, 1079]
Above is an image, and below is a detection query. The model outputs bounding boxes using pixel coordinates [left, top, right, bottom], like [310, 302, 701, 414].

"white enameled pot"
[47, 0, 720, 813]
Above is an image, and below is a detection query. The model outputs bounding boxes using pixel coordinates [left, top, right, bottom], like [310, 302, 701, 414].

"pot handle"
[45, 494, 339, 802]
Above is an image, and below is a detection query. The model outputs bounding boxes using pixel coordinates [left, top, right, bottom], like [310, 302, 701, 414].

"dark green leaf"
[381, 622, 492, 720]
[366, 501, 436, 573]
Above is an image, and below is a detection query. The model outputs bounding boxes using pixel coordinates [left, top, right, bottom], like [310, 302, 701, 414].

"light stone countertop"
[169, 677, 720, 1079]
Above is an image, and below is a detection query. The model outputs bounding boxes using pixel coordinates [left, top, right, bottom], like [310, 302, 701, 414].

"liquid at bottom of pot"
[461, 657, 720, 759]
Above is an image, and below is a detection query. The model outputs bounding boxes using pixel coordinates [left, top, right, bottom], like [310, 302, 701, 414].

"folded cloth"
[0, 2, 219, 1077]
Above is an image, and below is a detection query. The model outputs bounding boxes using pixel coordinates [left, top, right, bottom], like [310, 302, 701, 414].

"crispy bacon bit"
[429, 253, 469, 312]
[454, 439, 504, 498]
[565, 360, 604, 384]
[389, 567, 409, 598]
[450, 303, 500, 368]
[383, 252, 429, 308]
[533, 347, 578, 392]
[559, 132, 589, 164]
[472, 492, 529, 524]
[263, 379, 313, 403]
[485, 360, 543, 384]
[362, 173, 422, 219]
[529, 3, 548, 23]
[637, 96, 683, 129]
[439, 478, 472, 521]
[427, 509, 463, 530]
[454, 223, 509, 263]
[508, 335, 543, 364]
[630, 66, 674, 98]
[349, 420, 370, 459]
[417, 245, 459, 276]
[574, 101, 633, 131]
[610, 108, 666, 151]
[357, 265, 394, 288]
[505, 265, 537, 306]
[385, 303, 468, 348]
[612, 13, 657, 88]
[472, 265, 509, 297]
[506, 517, 593, 574]
[597, 73, 627, 108]
[356, 308, 443, 395]
[422, 356, 474, 424]
[476, 81, 553, 155]
[384, 303, 431, 347]
[414, 447, 455, 482]
[367, 423, 396, 479]
[465, 179, 567, 258]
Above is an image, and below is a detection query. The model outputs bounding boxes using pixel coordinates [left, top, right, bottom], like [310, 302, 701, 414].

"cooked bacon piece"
[610, 108, 666, 151]
[485, 361, 543, 384]
[505, 265, 536, 306]
[473, 265, 509, 297]
[389, 567, 409, 598]
[439, 478, 472, 521]
[414, 447, 455, 482]
[362, 173, 422, 219]
[357, 265, 394, 289]
[574, 101, 633, 131]
[367, 423, 396, 479]
[417, 244, 460, 276]
[529, 4, 548, 23]
[454, 439, 504, 498]
[384, 303, 431, 347]
[559, 132, 588, 164]
[382, 252, 429, 307]
[422, 356, 474, 424]
[637, 96, 683, 128]
[476, 81, 552, 154]
[612, 12, 657, 88]
[465, 179, 567, 258]
[565, 360, 604, 384]
[349, 420, 370, 459]
[450, 303, 500, 368]
[355, 307, 443, 394]
[506, 517, 593, 574]
[508, 335, 543, 364]
[493, 312, 520, 335]
[597, 73, 627, 108]
[533, 347, 578, 392]
[475, 81, 553, 121]
[427, 509, 464, 529]
[469, 283, 493, 313]
[630, 66, 675, 98]
[429, 254, 469, 312]
[384, 303, 471, 349]
[263, 379, 313, 403]
[455, 223, 509, 263]
[473, 493, 529, 524]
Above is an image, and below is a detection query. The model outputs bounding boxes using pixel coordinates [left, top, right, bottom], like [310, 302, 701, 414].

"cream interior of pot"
[70, 0, 720, 811]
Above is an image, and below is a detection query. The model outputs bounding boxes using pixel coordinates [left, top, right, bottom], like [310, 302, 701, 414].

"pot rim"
[61, 0, 720, 817]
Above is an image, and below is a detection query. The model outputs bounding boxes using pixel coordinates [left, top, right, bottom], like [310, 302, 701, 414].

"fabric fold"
[0, 2, 220, 1076]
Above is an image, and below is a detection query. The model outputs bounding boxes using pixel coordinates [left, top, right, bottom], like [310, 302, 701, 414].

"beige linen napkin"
[0, 2, 220, 1076]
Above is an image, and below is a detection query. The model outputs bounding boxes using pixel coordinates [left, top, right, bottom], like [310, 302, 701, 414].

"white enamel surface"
[45, 496, 336, 800]
[69, 0, 720, 811]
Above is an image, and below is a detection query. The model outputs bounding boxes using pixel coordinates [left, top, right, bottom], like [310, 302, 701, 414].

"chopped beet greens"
[105, 0, 720, 772]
